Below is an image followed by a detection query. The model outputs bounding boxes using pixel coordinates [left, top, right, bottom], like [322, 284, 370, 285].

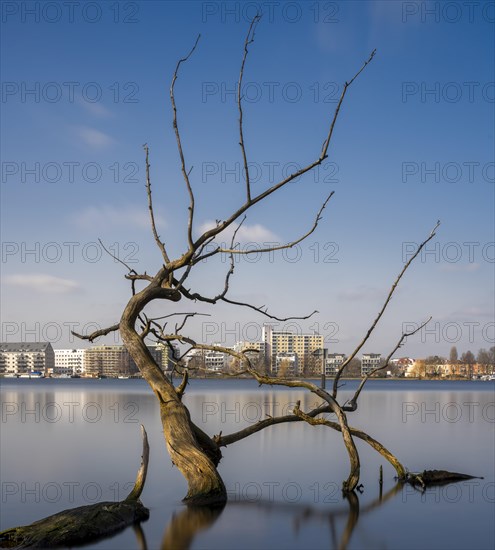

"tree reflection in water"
[154, 482, 402, 550]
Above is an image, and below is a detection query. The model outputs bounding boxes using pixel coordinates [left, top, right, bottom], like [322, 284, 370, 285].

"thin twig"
[170, 35, 201, 251]
[193, 192, 334, 263]
[144, 144, 170, 264]
[238, 13, 262, 202]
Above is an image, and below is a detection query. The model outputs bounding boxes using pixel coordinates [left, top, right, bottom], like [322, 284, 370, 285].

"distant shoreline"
[1, 375, 492, 382]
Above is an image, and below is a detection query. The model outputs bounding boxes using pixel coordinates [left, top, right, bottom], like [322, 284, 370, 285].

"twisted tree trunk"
[119, 285, 226, 506]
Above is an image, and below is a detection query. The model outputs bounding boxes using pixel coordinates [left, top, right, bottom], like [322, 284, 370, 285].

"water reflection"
[157, 483, 401, 550]
[161, 504, 225, 550]
[1, 379, 493, 550]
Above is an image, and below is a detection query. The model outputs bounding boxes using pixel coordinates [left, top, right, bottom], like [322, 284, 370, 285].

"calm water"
[1, 378, 494, 549]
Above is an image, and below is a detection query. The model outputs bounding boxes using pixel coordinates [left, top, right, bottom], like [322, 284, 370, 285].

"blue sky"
[1, 1, 494, 358]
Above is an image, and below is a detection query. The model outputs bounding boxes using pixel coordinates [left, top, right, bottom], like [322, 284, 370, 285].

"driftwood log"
[405, 469, 481, 490]
[0, 425, 150, 549]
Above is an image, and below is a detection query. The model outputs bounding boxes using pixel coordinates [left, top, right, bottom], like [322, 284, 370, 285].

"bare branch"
[125, 274, 153, 282]
[178, 281, 317, 321]
[175, 313, 209, 333]
[170, 34, 201, 251]
[332, 221, 440, 398]
[238, 13, 262, 202]
[244, 370, 361, 491]
[176, 369, 189, 399]
[144, 144, 170, 264]
[180, 212, 318, 320]
[72, 323, 120, 343]
[343, 317, 432, 412]
[98, 238, 136, 273]
[172, 263, 195, 292]
[191, 234, 218, 263]
[223, 297, 318, 322]
[292, 402, 406, 478]
[146, 312, 210, 323]
[216, 398, 405, 479]
[168, 49, 376, 272]
[321, 49, 376, 159]
[216, 403, 331, 446]
[138, 317, 153, 340]
[194, 192, 334, 262]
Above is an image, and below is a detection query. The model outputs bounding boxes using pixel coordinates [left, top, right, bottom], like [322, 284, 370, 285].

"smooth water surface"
[1, 378, 494, 549]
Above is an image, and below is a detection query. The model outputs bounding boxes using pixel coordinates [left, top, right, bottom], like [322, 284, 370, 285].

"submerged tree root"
[0, 425, 150, 549]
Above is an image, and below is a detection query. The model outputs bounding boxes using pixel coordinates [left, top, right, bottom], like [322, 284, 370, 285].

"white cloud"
[338, 285, 383, 302]
[197, 220, 279, 245]
[439, 263, 481, 273]
[74, 126, 115, 148]
[80, 101, 113, 118]
[73, 205, 165, 231]
[4, 274, 81, 294]
[449, 306, 494, 318]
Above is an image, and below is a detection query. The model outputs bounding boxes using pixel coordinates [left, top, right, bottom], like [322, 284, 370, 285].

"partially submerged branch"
[405, 470, 481, 490]
[0, 426, 150, 549]
[293, 401, 406, 479]
[125, 425, 150, 501]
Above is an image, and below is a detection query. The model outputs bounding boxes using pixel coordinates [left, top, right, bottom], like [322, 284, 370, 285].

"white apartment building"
[54, 349, 86, 376]
[263, 325, 324, 375]
[185, 346, 229, 373]
[325, 353, 346, 376]
[0, 342, 55, 376]
[204, 349, 227, 372]
[361, 353, 382, 376]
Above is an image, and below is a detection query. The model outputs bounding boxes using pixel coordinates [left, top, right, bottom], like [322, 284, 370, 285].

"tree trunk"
[120, 286, 226, 506]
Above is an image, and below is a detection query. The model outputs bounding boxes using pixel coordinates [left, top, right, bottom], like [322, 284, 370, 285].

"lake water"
[1, 378, 494, 549]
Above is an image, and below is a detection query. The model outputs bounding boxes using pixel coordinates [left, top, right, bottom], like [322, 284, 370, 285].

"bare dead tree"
[72, 16, 454, 505]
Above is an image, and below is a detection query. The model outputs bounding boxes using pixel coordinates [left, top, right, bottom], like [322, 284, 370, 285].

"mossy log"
[0, 425, 150, 549]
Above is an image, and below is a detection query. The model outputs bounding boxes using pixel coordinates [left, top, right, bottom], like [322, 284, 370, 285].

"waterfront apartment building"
[54, 349, 86, 376]
[262, 325, 324, 375]
[0, 342, 55, 376]
[185, 347, 229, 373]
[204, 349, 227, 372]
[85, 345, 133, 377]
[361, 353, 382, 376]
[325, 353, 346, 376]
[85, 345, 163, 377]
